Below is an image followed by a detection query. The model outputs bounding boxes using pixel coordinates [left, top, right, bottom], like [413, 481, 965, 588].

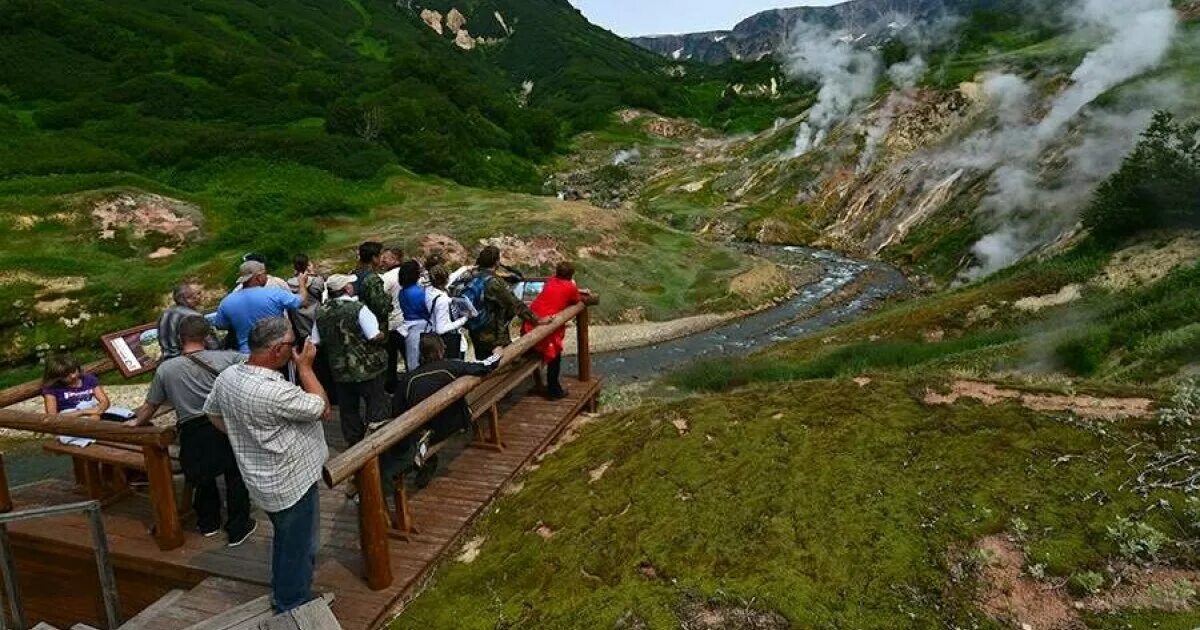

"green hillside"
[0, 0, 804, 382]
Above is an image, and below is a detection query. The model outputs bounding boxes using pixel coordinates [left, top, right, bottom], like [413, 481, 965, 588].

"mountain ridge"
[631, 0, 1002, 63]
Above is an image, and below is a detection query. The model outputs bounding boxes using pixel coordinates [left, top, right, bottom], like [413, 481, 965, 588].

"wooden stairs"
[29, 578, 339, 630]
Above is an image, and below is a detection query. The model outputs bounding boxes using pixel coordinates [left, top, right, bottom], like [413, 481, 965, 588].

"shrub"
[1068, 571, 1105, 597]
[34, 99, 123, 129]
[1158, 378, 1200, 428]
[215, 194, 326, 270]
[1084, 112, 1200, 243]
[1105, 517, 1168, 562]
[1053, 327, 1110, 376]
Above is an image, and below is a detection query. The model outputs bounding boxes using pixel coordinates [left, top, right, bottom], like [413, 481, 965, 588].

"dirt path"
[924, 380, 1155, 420]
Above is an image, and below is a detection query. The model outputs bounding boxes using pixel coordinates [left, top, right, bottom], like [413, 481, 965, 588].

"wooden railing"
[323, 301, 595, 590]
[0, 383, 182, 551]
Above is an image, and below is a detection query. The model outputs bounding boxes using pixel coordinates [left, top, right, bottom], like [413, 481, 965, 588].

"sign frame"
[100, 323, 161, 379]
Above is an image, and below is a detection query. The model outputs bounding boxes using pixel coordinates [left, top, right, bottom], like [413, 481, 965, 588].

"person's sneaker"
[227, 520, 258, 548]
[413, 430, 433, 468]
[200, 526, 221, 538]
[548, 388, 569, 401]
[415, 455, 439, 489]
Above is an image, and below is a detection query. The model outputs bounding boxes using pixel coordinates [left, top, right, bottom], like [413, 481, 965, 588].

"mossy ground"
[396, 378, 1200, 629]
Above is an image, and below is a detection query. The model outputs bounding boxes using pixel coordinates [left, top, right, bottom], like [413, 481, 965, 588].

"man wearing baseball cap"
[213, 260, 311, 354]
[311, 274, 388, 448]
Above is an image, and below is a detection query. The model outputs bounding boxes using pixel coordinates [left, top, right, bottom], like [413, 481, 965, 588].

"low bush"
[1084, 112, 1200, 243]
[1053, 327, 1110, 377]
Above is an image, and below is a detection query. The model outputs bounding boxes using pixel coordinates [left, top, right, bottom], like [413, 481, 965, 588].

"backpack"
[452, 272, 492, 333]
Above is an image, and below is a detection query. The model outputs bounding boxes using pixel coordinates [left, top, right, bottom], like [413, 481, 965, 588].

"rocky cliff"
[631, 0, 1000, 63]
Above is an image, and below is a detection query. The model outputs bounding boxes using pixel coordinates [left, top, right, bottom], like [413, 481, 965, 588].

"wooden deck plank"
[8, 378, 602, 630]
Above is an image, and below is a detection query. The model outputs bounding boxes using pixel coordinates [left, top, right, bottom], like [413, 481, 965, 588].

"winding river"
[565, 245, 909, 383]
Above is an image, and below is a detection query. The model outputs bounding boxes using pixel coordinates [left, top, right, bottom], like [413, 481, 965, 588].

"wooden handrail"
[0, 409, 175, 447]
[0, 358, 116, 409]
[323, 302, 589, 488]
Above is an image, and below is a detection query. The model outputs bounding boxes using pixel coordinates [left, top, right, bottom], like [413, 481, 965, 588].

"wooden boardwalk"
[6, 377, 601, 630]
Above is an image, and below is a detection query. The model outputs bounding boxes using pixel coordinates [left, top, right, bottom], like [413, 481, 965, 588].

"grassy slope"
[398, 377, 1199, 629]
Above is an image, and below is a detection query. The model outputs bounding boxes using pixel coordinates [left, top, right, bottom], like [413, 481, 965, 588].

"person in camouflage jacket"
[465, 246, 549, 358]
[353, 241, 394, 335]
[314, 274, 388, 447]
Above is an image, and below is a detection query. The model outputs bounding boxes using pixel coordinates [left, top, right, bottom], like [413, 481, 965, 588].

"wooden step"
[119, 588, 185, 629]
[184, 593, 336, 630]
[182, 593, 272, 630]
[253, 595, 340, 630]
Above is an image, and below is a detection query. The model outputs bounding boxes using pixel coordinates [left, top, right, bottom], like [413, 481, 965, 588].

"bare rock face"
[454, 29, 476, 50]
[418, 233, 470, 267]
[477, 235, 566, 269]
[643, 116, 701, 139]
[886, 89, 974, 157]
[420, 9, 444, 35]
[445, 8, 467, 34]
[91, 192, 203, 247]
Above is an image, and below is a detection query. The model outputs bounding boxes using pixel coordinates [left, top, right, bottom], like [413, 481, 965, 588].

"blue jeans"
[267, 483, 320, 613]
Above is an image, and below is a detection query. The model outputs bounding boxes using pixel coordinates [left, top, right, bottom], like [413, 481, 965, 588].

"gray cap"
[326, 274, 356, 294]
[236, 260, 267, 285]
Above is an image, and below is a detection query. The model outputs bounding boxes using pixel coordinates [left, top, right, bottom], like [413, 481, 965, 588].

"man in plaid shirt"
[204, 317, 331, 613]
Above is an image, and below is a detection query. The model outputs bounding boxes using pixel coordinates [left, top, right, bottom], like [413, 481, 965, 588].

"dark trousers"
[266, 483, 319, 613]
[386, 331, 404, 391]
[547, 355, 564, 397]
[313, 345, 338, 406]
[335, 373, 389, 447]
[179, 420, 251, 536]
[469, 333, 497, 362]
[442, 332, 464, 361]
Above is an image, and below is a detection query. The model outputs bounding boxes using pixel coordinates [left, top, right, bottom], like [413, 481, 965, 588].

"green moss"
[398, 379, 1194, 628]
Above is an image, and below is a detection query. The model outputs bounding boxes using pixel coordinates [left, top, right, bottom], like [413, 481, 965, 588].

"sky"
[568, 0, 843, 38]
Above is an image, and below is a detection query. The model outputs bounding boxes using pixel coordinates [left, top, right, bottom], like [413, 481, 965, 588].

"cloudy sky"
[568, 1, 843, 37]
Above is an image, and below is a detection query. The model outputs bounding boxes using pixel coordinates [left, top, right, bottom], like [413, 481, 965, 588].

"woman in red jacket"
[522, 261, 584, 400]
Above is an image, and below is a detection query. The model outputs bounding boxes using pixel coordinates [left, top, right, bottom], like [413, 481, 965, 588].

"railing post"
[142, 445, 184, 551]
[356, 457, 392, 591]
[0, 524, 24, 630]
[0, 456, 12, 514]
[86, 503, 121, 629]
[576, 306, 591, 383]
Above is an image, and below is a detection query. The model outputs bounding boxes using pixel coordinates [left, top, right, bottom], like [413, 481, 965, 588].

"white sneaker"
[414, 430, 432, 468]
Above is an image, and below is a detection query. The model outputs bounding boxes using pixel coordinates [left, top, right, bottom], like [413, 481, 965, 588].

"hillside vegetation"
[0, 0, 805, 382]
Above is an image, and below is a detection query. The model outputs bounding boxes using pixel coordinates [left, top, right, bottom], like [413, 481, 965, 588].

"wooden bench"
[43, 440, 187, 512]
[389, 356, 541, 539]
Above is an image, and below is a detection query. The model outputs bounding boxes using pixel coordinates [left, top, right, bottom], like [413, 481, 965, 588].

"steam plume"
[956, 0, 1179, 279]
[784, 21, 880, 157]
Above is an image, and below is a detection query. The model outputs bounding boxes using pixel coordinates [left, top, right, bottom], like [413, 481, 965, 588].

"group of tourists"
[38, 242, 589, 614]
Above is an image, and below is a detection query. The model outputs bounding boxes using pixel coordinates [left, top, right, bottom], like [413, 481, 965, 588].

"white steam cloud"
[784, 21, 881, 157]
[784, 13, 958, 163]
[952, 0, 1179, 280]
[612, 148, 640, 166]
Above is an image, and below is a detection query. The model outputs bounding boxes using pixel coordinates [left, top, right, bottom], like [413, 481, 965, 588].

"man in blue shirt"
[214, 261, 308, 353]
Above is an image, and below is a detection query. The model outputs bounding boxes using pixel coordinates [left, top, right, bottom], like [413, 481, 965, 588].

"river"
[564, 245, 909, 383]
